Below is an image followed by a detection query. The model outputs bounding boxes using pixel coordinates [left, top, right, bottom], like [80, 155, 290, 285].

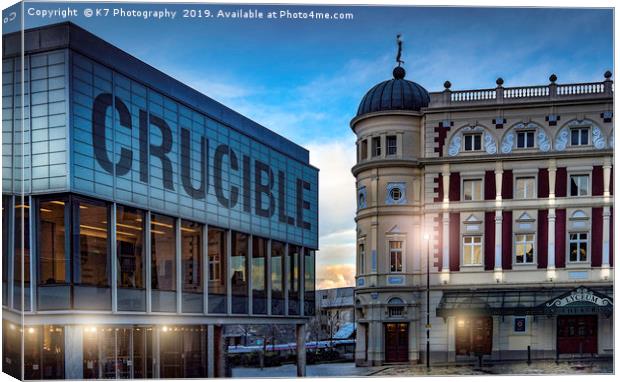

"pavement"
[232, 359, 613, 378]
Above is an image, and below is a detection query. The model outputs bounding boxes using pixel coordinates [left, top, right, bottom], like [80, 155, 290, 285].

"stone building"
[352, 62, 613, 365]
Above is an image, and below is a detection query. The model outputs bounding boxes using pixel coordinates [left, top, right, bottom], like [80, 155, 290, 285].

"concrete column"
[548, 159, 557, 199]
[64, 326, 84, 379]
[371, 221, 378, 273]
[111, 204, 118, 313]
[442, 172, 450, 203]
[203, 225, 209, 315]
[397, 131, 404, 158]
[176, 218, 182, 314]
[603, 158, 612, 197]
[214, 325, 227, 377]
[355, 322, 367, 365]
[227, 230, 232, 315]
[547, 209, 556, 269]
[248, 235, 253, 315]
[296, 324, 307, 377]
[408, 318, 418, 362]
[284, 243, 289, 315]
[442, 213, 450, 271]
[380, 134, 386, 158]
[145, 212, 152, 313]
[207, 325, 215, 378]
[447, 317, 456, 362]
[266, 239, 272, 315]
[494, 211, 503, 270]
[602, 207, 611, 266]
[495, 165, 503, 200]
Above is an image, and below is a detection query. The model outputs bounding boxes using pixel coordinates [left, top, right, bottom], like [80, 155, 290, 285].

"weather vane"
[396, 34, 404, 67]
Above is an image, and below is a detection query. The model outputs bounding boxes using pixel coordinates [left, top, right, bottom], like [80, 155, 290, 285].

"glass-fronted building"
[2, 22, 318, 380]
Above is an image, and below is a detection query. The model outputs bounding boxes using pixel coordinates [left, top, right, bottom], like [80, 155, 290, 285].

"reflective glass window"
[271, 241, 285, 315]
[288, 244, 300, 315]
[252, 236, 268, 315]
[117, 205, 145, 311]
[231, 231, 249, 314]
[182, 220, 203, 313]
[304, 249, 316, 316]
[208, 227, 227, 314]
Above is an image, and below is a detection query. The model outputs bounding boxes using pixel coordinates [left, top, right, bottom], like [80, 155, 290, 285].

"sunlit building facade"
[2, 22, 318, 379]
[352, 64, 613, 365]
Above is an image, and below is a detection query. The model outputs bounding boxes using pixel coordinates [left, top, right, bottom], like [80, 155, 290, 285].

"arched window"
[387, 297, 405, 317]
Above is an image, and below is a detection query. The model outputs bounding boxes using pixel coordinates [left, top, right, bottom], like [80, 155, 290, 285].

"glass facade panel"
[151, 213, 176, 312]
[304, 249, 316, 316]
[38, 197, 70, 310]
[182, 220, 203, 313]
[14, 196, 31, 311]
[271, 240, 285, 315]
[288, 244, 301, 315]
[2, 319, 22, 379]
[251, 236, 268, 315]
[231, 231, 249, 314]
[2, 195, 10, 306]
[208, 227, 227, 314]
[160, 326, 207, 378]
[73, 198, 111, 310]
[117, 205, 146, 311]
[23, 324, 65, 380]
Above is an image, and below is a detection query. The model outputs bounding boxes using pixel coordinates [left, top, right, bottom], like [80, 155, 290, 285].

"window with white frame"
[372, 137, 381, 157]
[462, 236, 482, 265]
[464, 133, 482, 151]
[568, 233, 588, 262]
[515, 234, 535, 264]
[389, 241, 403, 272]
[570, 127, 589, 146]
[516, 130, 535, 148]
[569, 174, 589, 196]
[463, 179, 483, 201]
[358, 243, 365, 273]
[515, 177, 536, 199]
[386, 135, 397, 156]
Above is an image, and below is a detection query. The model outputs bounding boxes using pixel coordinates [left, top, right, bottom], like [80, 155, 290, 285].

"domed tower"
[352, 37, 430, 366]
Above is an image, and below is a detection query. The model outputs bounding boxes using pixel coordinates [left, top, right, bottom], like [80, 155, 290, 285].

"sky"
[2, 1, 614, 289]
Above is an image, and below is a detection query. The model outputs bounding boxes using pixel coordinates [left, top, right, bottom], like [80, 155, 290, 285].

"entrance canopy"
[436, 286, 613, 318]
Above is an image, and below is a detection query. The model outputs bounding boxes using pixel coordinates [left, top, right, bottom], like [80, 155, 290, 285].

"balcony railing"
[429, 72, 613, 108]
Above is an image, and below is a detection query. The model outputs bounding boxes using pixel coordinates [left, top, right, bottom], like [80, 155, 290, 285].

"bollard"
[555, 346, 559, 365]
[579, 342, 583, 358]
[527, 345, 531, 365]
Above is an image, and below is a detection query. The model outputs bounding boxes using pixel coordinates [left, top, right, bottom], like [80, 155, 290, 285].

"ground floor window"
[455, 316, 492, 356]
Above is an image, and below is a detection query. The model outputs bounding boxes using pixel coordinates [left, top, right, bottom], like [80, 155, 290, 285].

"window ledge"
[460, 265, 484, 272]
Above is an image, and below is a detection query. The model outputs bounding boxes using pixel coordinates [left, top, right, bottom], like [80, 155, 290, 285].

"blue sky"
[4, 2, 614, 288]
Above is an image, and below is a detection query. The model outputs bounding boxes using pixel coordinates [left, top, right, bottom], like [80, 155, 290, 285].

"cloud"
[316, 264, 355, 290]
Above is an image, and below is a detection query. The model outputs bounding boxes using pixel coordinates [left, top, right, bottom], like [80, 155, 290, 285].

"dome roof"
[356, 67, 430, 118]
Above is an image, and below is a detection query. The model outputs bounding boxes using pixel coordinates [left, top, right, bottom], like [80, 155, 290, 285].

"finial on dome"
[393, 66, 406, 79]
[604, 70, 612, 79]
[396, 34, 404, 67]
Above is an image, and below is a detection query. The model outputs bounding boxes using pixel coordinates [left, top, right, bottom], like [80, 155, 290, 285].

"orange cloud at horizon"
[316, 264, 355, 290]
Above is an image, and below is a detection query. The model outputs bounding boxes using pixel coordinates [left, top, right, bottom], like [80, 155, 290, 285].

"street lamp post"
[423, 233, 431, 369]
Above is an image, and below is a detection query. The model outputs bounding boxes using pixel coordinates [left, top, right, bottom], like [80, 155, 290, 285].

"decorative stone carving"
[483, 131, 497, 154]
[501, 131, 515, 154]
[538, 130, 551, 152]
[448, 134, 461, 156]
[592, 126, 607, 149]
[555, 128, 569, 151]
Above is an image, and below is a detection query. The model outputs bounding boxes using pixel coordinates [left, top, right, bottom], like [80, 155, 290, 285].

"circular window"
[390, 187, 402, 201]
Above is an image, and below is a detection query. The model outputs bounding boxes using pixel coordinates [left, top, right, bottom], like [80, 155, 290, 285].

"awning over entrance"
[436, 286, 613, 318]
